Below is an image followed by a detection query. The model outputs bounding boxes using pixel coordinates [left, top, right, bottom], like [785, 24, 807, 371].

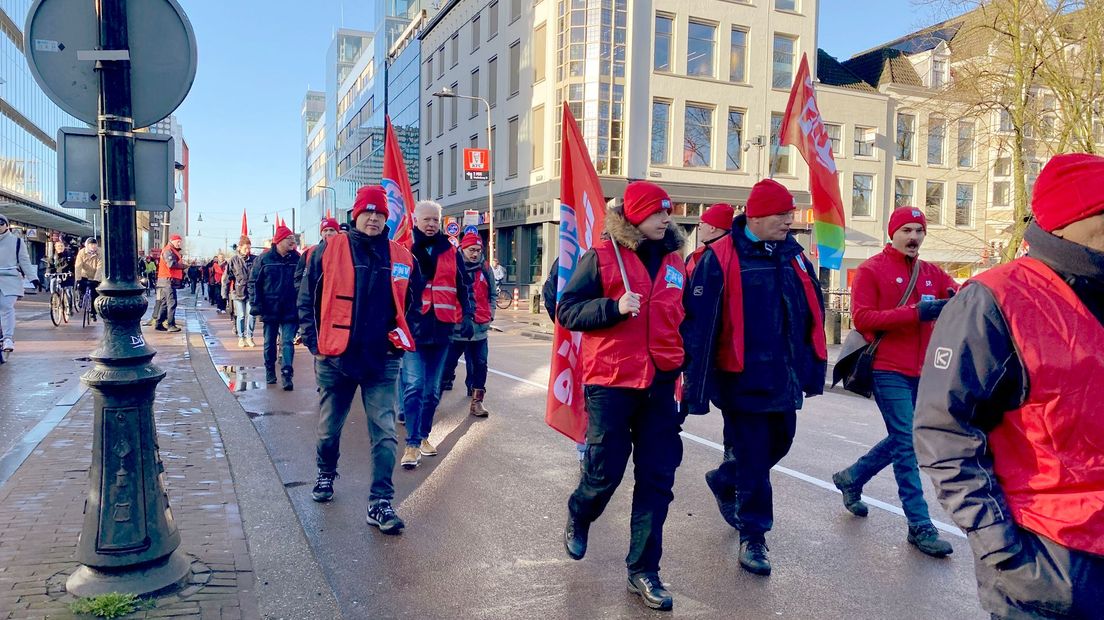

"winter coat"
[222, 252, 256, 301]
[249, 245, 301, 322]
[408, 228, 474, 346]
[0, 231, 35, 297]
[48, 249, 77, 287]
[74, 247, 105, 282]
[451, 260, 497, 342]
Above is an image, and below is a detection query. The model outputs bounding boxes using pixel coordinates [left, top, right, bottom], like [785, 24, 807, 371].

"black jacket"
[47, 249, 76, 287]
[543, 258, 560, 321]
[222, 252, 256, 301]
[681, 215, 826, 415]
[297, 228, 423, 376]
[408, 228, 474, 346]
[249, 245, 301, 322]
[914, 222, 1103, 567]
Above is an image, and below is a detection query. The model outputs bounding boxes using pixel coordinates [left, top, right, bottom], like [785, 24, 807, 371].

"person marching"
[209, 253, 227, 314]
[298, 185, 420, 534]
[154, 234, 185, 332]
[915, 153, 1104, 619]
[294, 217, 340, 292]
[558, 181, 687, 612]
[0, 214, 37, 352]
[441, 232, 497, 417]
[73, 237, 105, 322]
[830, 206, 957, 557]
[681, 178, 827, 577]
[223, 236, 257, 348]
[686, 203, 734, 274]
[250, 225, 301, 390]
[399, 200, 474, 470]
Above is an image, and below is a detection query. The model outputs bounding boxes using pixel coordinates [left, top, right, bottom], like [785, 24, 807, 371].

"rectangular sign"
[58, 127, 175, 212]
[463, 148, 490, 181]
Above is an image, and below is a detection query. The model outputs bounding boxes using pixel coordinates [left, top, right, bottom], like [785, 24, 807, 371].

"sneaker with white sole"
[2, 338, 13, 352]
[401, 446, 420, 469]
[238, 337, 246, 348]
[245, 337, 256, 347]
[419, 439, 438, 457]
[366, 500, 404, 535]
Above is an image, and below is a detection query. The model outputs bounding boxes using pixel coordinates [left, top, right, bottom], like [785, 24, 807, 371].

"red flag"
[241, 209, 248, 237]
[382, 115, 415, 248]
[546, 104, 607, 443]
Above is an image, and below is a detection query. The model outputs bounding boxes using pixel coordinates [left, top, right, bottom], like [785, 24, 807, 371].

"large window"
[488, 57, 498, 107]
[687, 21, 716, 78]
[437, 97, 444, 136]
[470, 69, 480, 118]
[655, 15, 673, 72]
[927, 116, 945, 165]
[451, 34, 459, 67]
[994, 156, 1011, 177]
[955, 183, 974, 226]
[511, 0, 522, 22]
[449, 82, 458, 128]
[488, 1, 499, 39]
[825, 123, 841, 156]
[770, 112, 792, 174]
[772, 34, 796, 88]
[507, 117, 519, 178]
[425, 101, 432, 142]
[852, 174, 873, 217]
[533, 105, 545, 169]
[932, 59, 946, 88]
[651, 100, 671, 165]
[729, 28, 748, 83]
[509, 41, 521, 96]
[727, 109, 745, 171]
[925, 181, 944, 225]
[437, 150, 444, 199]
[684, 104, 714, 168]
[896, 112, 916, 161]
[993, 181, 1010, 207]
[895, 178, 914, 208]
[854, 126, 875, 157]
[957, 121, 975, 167]
[472, 15, 481, 52]
[426, 156, 433, 197]
[534, 24, 547, 83]
[449, 145, 458, 195]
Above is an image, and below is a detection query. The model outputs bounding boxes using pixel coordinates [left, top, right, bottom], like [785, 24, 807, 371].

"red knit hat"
[169, 234, 182, 242]
[746, 179, 795, 218]
[1032, 153, 1104, 232]
[319, 217, 340, 233]
[351, 185, 389, 221]
[460, 232, 483, 249]
[701, 203, 734, 230]
[622, 181, 673, 225]
[273, 225, 293, 245]
[888, 206, 927, 238]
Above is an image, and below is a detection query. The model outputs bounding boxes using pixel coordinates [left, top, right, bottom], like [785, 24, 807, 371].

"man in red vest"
[681, 178, 826, 577]
[915, 153, 1104, 618]
[558, 181, 687, 612]
[830, 206, 958, 558]
[294, 217, 340, 292]
[686, 202, 733, 274]
[297, 185, 421, 535]
[441, 232, 497, 417]
[154, 233, 185, 332]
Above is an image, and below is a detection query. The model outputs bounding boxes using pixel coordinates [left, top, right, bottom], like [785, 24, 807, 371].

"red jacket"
[851, 245, 957, 377]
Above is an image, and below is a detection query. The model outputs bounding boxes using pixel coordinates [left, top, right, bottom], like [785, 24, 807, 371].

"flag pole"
[610, 239, 637, 318]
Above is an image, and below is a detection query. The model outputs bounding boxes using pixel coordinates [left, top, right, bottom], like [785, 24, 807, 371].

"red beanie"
[460, 232, 483, 249]
[319, 217, 340, 233]
[746, 179, 795, 218]
[351, 185, 389, 221]
[622, 181, 673, 225]
[888, 206, 927, 238]
[169, 234, 182, 242]
[1032, 153, 1104, 232]
[273, 225, 293, 245]
[701, 203, 734, 230]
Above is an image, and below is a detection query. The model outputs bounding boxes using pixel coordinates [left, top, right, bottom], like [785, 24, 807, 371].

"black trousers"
[712, 408, 797, 541]
[568, 379, 684, 576]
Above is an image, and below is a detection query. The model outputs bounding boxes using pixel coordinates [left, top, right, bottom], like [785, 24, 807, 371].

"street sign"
[462, 209, 480, 227]
[463, 225, 478, 236]
[58, 128, 175, 211]
[464, 148, 490, 181]
[445, 221, 461, 237]
[448, 235, 460, 248]
[24, 0, 198, 129]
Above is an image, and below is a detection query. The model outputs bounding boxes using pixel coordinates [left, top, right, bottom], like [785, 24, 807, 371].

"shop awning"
[0, 199, 93, 238]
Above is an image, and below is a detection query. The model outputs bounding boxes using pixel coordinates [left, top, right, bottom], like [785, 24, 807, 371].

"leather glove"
[460, 316, 475, 339]
[918, 298, 949, 322]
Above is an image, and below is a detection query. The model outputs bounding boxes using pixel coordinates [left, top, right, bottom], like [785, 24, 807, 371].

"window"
[424, 58, 432, 89]
[854, 126, 875, 157]
[470, 69, 480, 118]
[437, 47, 444, 79]
[437, 151, 445, 199]
[927, 116, 945, 165]
[683, 104, 713, 168]
[488, 1, 499, 39]
[425, 101, 432, 142]
[533, 105, 545, 169]
[955, 183, 974, 226]
[932, 59, 946, 88]
[450, 82, 458, 128]
[488, 57, 498, 107]
[999, 109, 1013, 133]
[449, 145, 458, 195]
[852, 174, 873, 217]
[730, 28, 748, 83]
[687, 21, 716, 78]
[651, 100, 671, 165]
[925, 181, 944, 225]
[511, 0, 521, 22]
[727, 108, 745, 171]
[507, 117, 519, 178]
[437, 98, 444, 136]
[896, 112, 915, 161]
[654, 15, 673, 72]
[776, 0, 797, 10]
[451, 34, 459, 67]
[994, 156, 1011, 176]
[508, 41, 521, 96]
[472, 15, 481, 52]
[894, 178, 914, 208]
[957, 121, 975, 167]
[490, 125, 497, 181]
[993, 181, 1010, 207]
[534, 24, 547, 83]
[770, 112, 792, 174]
[825, 123, 841, 156]
[426, 156, 433, 197]
[772, 35, 796, 88]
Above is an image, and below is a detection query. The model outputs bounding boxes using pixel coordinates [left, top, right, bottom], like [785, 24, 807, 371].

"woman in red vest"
[558, 181, 686, 612]
[915, 153, 1104, 619]
[441, 232, 497, 417]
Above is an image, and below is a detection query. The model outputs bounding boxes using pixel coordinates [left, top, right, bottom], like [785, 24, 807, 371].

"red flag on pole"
[241, 209, 248, 237]
[545, 104, 607, 443]
[382, 115, 415, 248]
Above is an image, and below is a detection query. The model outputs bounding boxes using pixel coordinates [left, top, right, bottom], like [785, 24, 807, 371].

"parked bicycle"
[495, 284, 513, 310]
[48, 272, 74, 326]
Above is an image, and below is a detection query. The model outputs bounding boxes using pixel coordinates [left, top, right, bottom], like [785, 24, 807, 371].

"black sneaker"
[312, 472, 336, 502]
[908, 524, 954, 558]
[154, 323, 168, 331]
[563, 517, 589, 560]
[627, 573, 673, 611]
[832, 470, 869, 517]
[281, 372, 294, 391]
[705, 469, 741, 529]
[367, 500, 404, 535]
[265, 368, 277, 385]
[739, 539, 771, 576]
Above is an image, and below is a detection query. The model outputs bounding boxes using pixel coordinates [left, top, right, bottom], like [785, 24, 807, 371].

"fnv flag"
[780, 53, 847, 270]
[546, 104, 606, 443]
[382, 115, 415, 248]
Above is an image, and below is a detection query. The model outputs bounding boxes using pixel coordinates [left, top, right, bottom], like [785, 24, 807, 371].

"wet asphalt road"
[196, 301, 986, 620]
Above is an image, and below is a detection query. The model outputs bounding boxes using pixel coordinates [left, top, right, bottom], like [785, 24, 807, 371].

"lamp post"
[319, 185, 338, 218]
[263, 208, 297, 240]
[432, 87, 495, 263]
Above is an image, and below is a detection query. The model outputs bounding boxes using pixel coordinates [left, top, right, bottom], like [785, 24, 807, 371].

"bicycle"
[494, 283, 513, 310]
[77, 279, 95, 328]
[48, 273, 74, 326]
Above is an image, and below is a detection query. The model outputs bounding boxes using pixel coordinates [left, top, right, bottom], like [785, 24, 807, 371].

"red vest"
[421, 246, 462, 323]
[317, 234, 415, 355]
[972, 257, 1104, 555]
[157, 246, 184, 280]
[472, 265, 492, 324]
[711, 238, 827, 373]
[579, 240, 686, 389]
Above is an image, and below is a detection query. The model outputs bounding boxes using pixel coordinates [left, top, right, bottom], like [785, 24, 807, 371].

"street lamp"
[319, 185, 338, 218]
[433, 87, 496, 263]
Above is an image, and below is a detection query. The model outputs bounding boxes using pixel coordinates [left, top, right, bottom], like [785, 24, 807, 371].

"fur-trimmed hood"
[604, 208, 686, 253]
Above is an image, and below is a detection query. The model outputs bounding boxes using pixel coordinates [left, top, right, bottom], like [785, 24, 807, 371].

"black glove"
[918, 298, 949, 322]
[460, 316, 475, 339]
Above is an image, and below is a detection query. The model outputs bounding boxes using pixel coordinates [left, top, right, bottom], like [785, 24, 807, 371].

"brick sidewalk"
[0, 306, 258, 619]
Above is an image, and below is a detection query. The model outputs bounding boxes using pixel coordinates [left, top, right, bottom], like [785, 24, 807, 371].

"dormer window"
[932, 59, 947, 88]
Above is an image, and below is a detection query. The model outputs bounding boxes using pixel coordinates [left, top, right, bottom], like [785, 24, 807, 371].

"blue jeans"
[315, 357, 401, 502]
[263, 320, 297, 373]
[400, 344, 449, 447]
[845, 371, 931, 527]
[234, 299, 255, 337]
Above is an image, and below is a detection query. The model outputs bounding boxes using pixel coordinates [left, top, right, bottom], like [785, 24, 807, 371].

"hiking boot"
[238, 337, 247, 348]
[366, 500, 405, 535]
[739, 539, 771, 576]
[469, 388, 489, 417]
[265, 367, 277, 385]
[401, 446, 420, 469]
[311, 471, 336, 502]
[627, 573, 673, 611]
[832, 470, 869, 517]
[245, 337, 256, 347]
[705, 469, 741, 529]
[908, 524, 954, 558]
[419, 439, 437, 457]
[563, 517, 589, 560]
[164, 324, 181, 333]
[280, 369, 294, 391]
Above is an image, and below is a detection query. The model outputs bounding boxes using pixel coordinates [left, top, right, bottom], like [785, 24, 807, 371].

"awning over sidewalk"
[0, 198, 93, 239]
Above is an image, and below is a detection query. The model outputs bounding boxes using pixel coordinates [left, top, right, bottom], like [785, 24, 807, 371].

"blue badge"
[921, 294, 935, 302]
[912, 209, 922, 218]
[664, 265, 684, 289]
[392, 263, 411, 281]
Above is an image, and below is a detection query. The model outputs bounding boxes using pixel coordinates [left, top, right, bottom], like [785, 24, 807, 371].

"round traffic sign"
[25, 0, 198, 129]
[463, 225, 478, 236]
[445, 221, 461, 236]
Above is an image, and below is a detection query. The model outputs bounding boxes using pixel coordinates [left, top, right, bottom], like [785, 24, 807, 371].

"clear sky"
[174, 0, 944, 257]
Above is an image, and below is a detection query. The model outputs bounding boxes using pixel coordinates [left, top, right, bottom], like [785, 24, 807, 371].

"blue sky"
[174, 0, 941, 256]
